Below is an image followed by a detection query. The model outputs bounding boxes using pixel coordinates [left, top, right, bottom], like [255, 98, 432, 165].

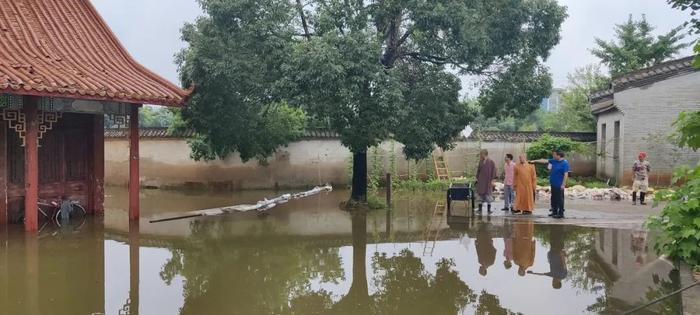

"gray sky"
[92, 0, 696, 93]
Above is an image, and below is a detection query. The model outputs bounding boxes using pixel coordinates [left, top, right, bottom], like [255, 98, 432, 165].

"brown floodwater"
[0, 187, 693, 315]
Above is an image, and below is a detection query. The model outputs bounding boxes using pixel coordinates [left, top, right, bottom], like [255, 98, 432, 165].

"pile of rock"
[492, 182, 654, 201]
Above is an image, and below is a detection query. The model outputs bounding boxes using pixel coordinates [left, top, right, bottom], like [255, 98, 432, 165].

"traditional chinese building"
[590, 56, 700, 186]
[0, 0, 190, 231]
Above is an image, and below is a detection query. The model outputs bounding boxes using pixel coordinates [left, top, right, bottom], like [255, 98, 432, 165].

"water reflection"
[0, 188, 693, 314]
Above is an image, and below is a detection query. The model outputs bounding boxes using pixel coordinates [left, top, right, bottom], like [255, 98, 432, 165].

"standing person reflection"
[475, 219, 496, 277]
[503, 219, 514, 270]
[513, 220, 535, 277]
[529, 225, 568, 289]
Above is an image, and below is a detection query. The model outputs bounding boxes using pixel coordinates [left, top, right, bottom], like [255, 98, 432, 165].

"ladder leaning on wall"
[432, 149, 450, 181]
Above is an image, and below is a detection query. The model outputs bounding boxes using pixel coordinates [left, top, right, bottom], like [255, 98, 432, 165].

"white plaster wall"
[105, 138, 596, 189]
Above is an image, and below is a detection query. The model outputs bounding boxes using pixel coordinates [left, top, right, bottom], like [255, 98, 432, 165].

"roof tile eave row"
[589, 55, 698, 100]
[0, 85, 186, 107]
[0, 0, 190, 108]
[105, 128, 597, 143]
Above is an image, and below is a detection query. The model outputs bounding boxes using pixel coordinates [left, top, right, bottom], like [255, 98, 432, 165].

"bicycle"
[37, 198, 87, 227]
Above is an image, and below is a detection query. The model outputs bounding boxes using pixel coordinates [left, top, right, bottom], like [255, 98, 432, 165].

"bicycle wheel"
[72, 203, 87, 217]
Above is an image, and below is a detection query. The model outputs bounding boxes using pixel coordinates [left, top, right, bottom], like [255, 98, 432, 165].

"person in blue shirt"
[530, 150, 570, 219]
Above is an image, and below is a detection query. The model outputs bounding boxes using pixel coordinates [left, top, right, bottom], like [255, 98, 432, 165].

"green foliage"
[368, 147, 383, 192]
[566, 177, 609, 188]
[187, 102, 307, 161]
[673, 111, 700, 150]
[393, 178, 451, 192]
[647, 109, 700, 268]
[666, 0, 700, 67]
[555, 65, 610, 132]
[472, 65, 609, 133]
[176, 0, 307, 162]
[536, 177, 550, 187]
[526, 134, 585, 177]
[527, 134, 585, 159]
[647, 165, 700, 266]
[667, 0, 700, 34]
[139, 106, 178, 128]
[477, 58, 553, 120]
[591, 15, 690, 77]
[179, 0, 567, 200]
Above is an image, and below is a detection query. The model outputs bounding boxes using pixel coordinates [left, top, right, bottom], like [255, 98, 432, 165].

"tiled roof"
[466, 130, 596, 143]
[0, 0, 190, 106]
[105, 128, 196, 138]
[106, 128, 596, 143]
[612, 56, 697, 91]
[590, 55, 697, 104]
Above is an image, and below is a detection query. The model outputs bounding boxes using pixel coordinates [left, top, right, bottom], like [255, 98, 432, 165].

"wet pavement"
[0, 187, 695, 315]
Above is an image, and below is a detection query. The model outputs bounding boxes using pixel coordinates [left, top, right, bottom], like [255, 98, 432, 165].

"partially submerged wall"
[104, 131, 596, 190]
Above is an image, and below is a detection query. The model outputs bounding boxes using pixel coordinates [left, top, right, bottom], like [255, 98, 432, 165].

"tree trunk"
[351, 151, 368, 201]
[334, 210, 369, 312]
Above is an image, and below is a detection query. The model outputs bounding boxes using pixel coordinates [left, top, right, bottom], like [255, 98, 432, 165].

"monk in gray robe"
[476, 149, 497, 213]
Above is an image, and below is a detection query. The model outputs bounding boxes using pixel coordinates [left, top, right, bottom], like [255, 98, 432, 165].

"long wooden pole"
[23, 96, 39, 232]
[129, 105, 140, 221]
[386, 173, 392, 208]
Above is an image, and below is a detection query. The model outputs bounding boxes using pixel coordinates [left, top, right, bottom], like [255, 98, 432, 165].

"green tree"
[139, 106, 177, 128]
[179, 0, 566, 201]
[647, 111, 700, 268]
[176, 0, 307, 162]
[666, 0, 700, 67]
[591, 15, 690, 77]
[552, 64, 610, 132]
[526, 134, 586, 177]
[471, 65, 607, 133]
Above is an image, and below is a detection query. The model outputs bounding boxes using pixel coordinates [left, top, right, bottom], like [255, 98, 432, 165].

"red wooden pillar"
[129, 105, 140, 221]
[0, 121, 7, 226]
[23, 96, 39, 232]
[91, 115, 105, 215]
[24, 233, 39, 315]
[129, 221, 140, 315]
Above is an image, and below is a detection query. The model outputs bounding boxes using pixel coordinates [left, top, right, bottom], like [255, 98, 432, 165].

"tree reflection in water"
[283, 210, 517, 315]
[155, 207, 684, 314]
[158, 217, 346, 315]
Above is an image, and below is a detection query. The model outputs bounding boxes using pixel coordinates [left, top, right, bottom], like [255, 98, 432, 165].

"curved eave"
[591, 99, 616, 115]
[0, 0, 191, 107]
[0, 84, 191, 107]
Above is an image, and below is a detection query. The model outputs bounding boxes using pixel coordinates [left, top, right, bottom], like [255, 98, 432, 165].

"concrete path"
[480, 198, 662, 228]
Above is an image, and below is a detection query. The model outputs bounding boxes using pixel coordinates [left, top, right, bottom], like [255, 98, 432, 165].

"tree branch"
[295, 0, 312, 40]
[397, 27, 412, 47]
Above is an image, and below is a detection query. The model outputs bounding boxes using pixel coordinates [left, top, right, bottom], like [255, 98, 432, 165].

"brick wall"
[601, 71, 700, 186]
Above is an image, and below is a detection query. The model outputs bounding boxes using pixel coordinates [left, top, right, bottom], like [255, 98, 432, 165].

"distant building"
[590, 56, 700, 186]
[540, 88, 564, 112]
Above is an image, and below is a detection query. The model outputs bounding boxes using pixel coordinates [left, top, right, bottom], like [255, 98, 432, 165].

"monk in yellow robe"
[513, 153, 537, 214]
[513, 220, 535, 276]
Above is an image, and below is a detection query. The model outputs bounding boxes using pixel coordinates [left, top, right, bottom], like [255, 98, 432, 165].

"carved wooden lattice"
[1, 109, 26, 146]
[1, 109, 62, 147]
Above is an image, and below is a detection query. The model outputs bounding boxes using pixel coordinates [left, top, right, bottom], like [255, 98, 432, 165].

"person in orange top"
[513, 153, 537, 214]
[513, 220, 535, 276]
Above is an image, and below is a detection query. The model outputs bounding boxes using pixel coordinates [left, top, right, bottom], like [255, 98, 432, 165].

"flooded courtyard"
[0, 187, 695, 315]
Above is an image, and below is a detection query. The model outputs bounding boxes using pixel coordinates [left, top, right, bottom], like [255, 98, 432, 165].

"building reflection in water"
[0, 189, 694, 314]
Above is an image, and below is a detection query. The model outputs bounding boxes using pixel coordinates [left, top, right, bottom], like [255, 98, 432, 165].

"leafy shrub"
[647, 165, 700, 266]
[393, 178, 450, 191]
[526, 134, 586, 177]
[582, 179, 608, 189]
